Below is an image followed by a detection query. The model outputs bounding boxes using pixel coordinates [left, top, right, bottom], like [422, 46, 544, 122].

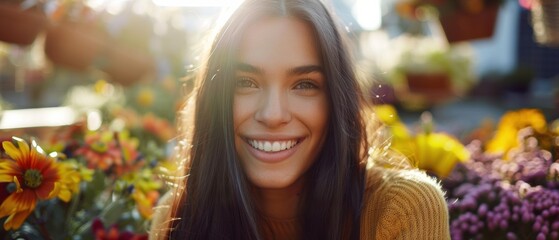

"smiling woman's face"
[233, 16, 329, 190]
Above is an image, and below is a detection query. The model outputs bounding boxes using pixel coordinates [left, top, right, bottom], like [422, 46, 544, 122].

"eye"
[294, 80, 319, 90]
[236, 77, 258, 88]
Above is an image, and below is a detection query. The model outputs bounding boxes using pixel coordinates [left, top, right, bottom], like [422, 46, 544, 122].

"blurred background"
[1, 1, 559, 238]
[0, 0, 557, 136]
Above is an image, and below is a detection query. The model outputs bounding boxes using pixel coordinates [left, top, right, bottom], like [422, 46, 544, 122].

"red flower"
[92, 218, 147, 240]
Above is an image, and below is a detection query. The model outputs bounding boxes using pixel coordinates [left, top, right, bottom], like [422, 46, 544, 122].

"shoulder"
[363, 166, 448, 212]
[361, 166, 450, 239]
[365, 166, 445, 197]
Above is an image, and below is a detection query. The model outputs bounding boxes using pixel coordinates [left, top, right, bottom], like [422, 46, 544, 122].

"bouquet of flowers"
[0, 102, 176, 239]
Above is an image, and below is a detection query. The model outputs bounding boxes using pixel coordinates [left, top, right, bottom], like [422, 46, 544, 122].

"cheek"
[233, 97, 253, 128]
[292, 96, 329, 133]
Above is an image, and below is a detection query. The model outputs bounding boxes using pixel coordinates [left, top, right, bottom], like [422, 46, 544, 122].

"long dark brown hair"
[167, 0, 368, 239]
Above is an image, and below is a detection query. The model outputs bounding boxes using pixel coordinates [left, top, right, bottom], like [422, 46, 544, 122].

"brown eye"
[294, 81, 318, 90]
[236, 78, 258, 88]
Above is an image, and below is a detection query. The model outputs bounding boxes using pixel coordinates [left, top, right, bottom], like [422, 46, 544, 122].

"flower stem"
[38, 222, 53, 240]
[31, 213, 52, 240]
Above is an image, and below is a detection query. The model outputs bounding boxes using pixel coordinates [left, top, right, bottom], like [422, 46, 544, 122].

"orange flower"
[142, 113, 174, 142]
[0, 137, 62, 230]
[74, 131, 121, 171]
[132, 189, 159, 219]
[114, 131, 143, 177]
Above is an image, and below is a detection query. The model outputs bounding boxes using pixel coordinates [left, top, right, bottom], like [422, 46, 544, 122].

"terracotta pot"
[0, 3, 48, 46]
[103, 45, 155, 86]
[44, 21, 155, 86]
[44, 21, 108, 71]
[398, 73, 455, 109]
[439, 4, 499, 43]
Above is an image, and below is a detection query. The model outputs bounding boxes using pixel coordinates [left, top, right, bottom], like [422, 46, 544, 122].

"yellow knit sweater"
[149, 167, 451, 240]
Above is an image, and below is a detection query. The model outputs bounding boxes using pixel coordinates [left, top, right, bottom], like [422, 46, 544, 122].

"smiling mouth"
[245, 138, 302, 153]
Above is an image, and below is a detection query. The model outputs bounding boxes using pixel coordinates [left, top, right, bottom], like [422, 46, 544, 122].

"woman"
[150, 0, 450, 239]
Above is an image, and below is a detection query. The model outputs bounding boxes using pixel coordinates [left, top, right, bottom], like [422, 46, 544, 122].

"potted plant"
[387, 36, 475, 110]
[0, 1, 48, 46]
[44, 1, 155, 86]
[396, 0, 504, 43]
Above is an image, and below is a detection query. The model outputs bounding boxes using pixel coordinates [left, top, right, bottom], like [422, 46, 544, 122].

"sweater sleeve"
[365, 169, 451, 240]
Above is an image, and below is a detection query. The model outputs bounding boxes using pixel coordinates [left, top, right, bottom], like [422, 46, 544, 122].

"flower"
[430, 108, 559, 239]
[413, 132, 470, 178]
[375, 106, 470, 177]
[74, 130, 143, 177]
[486, 108, 548, 158]
[0, 103, 175, 238]
[0, 137, 62, 230]
[0, 77, 176, 237]
[136, 87, 155, 108]
[142, 113, 174, 142]
[91, 218, 148, 240]
[74, 130, 122, 172]
[122, 168, 162, 219]
[385, 36, 475, 109]
[113, 131, 143, 177]
[56, 160, 93, 201]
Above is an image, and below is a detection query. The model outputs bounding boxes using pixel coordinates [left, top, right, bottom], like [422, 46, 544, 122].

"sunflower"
[0, 137, 62, 230]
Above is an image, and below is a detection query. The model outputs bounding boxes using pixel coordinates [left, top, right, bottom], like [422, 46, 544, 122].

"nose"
[254, 89, 291, 128]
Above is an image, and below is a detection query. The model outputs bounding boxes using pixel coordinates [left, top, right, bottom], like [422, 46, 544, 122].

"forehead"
[236, 16, 321, 69]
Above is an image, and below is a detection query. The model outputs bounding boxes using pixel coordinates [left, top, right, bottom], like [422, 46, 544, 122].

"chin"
[247, 172, 304, 191]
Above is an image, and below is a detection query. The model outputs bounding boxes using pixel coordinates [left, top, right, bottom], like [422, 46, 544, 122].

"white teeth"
[272, 142, 280, 151]
[248, 139, 298, 152]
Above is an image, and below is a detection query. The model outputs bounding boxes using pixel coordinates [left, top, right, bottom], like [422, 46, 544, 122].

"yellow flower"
[374, 105, 469, 177]
[0, 137, 62, 230]
[413, 132, 470, 178]
[123, 169, 162, 219]
[136, 87, 155, 108]
[57, 160, 93, 202]
[486, 109, 547, 157]
[131, 190, 159, 219]
[374, 105, 415, 162]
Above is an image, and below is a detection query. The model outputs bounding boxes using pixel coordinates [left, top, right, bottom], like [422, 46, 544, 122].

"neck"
[254, 178, 305, 220]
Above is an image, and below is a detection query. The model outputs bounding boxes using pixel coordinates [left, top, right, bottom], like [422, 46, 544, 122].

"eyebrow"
[288, 65, 323, 75]
[236, 63, 323, 76]
[236, 63, 263, 74]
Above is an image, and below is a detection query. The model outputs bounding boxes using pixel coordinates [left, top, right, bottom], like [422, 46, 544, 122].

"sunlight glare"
[152, 0, 243, 7]
[352, 0, 382, 31]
